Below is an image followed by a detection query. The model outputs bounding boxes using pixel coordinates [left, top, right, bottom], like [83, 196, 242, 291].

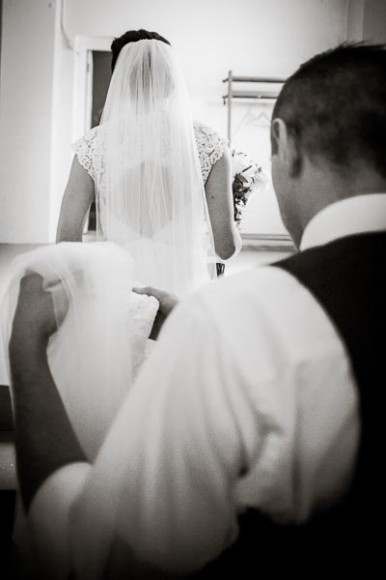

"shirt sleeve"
[25, 268, 360, 577]
[71, 292, 261, 575]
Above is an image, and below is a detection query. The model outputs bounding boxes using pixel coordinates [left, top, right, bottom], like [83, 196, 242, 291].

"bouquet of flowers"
[231, 149, 268, 226]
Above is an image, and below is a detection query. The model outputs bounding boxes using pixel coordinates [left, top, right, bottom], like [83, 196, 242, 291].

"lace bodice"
[192, 121, 227, 182]
[73, 120, 226, 186]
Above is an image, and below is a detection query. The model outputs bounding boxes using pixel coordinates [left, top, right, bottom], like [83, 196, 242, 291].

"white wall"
[0, 0, 56, 242]
[347, 0, 386, 43]
[1, 0, 380, 243]
[61, 0, 350, 237]
[363, 0, 386, 42]
[49, 3, 75, 240]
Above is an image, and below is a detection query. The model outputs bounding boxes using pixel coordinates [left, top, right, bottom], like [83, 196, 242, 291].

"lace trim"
[73, 121, 226, 185]
[193, 121, 226, 182]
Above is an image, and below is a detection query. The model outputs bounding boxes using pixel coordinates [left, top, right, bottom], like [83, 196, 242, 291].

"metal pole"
[227, 70, 232, 146]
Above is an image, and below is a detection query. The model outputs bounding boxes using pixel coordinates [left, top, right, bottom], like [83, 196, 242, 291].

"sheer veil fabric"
[95, 39, 217, 296]
[2, 39, 218, 578]
[2, 40, 214, 454]
[2, 242, 159, 460]
[1, 242, 159, 578]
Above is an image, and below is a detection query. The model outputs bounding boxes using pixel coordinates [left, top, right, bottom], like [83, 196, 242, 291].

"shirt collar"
[300, 193, 386, 251]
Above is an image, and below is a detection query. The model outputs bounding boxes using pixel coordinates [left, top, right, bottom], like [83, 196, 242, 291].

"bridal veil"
[1, 37, 218, 578]
[2, 39, 215, 464]
[1, 242, 159, 460]
[95, 38, 216, 296]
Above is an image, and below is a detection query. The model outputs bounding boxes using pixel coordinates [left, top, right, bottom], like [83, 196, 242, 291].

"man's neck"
[295, 160, 386, 246]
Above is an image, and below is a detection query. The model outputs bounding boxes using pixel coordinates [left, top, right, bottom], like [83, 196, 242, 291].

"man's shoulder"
[179, 263, 338, 370]
[193, 265, 303, 319]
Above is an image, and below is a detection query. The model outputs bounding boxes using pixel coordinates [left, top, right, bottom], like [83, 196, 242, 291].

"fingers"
[132, 286, 161, 298]
[20, 272, 63, 296]
[133, 287, 179, 327]
[133, 286, 178, 303]
[14, 273, 63, 342]
[19, 272, 45, 293]
[48, 283, 70, 329]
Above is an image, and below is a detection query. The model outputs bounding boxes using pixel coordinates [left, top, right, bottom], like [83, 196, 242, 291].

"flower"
[231, 149, 267, 225]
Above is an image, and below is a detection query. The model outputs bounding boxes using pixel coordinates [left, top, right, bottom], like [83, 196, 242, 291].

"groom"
[9, 43, 386, 577]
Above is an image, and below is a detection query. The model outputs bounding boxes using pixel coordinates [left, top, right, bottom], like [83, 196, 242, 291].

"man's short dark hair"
[273, 43, 386, 178]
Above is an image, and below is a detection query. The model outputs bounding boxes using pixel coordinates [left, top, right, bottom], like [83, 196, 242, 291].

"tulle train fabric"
[2, 39, 219, 577]
[2, 242, 158, 460]
[94, 39, 217, 297]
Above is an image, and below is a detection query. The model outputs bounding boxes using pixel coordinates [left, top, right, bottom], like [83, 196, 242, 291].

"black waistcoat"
[196, 232, 386, 577]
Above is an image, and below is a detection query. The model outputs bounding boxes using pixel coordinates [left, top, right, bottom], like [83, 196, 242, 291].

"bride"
[56, 29, 241, 297]
[2, 31, 240, 577]
[4, 29, 241, 464]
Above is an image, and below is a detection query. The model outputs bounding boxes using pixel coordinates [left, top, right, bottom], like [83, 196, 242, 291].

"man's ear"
[271, 118, 302, 178]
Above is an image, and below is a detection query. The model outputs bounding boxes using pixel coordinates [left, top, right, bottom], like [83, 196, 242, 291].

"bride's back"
[96, 38, 215, 295]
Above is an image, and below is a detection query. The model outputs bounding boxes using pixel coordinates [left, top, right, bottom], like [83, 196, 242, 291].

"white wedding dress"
[2, 36, 227, 480]
[1, 241, 159, 579]
[2, 38, 226, 578]
[2, 40, 226, 455]
[74, 120, 225, 297]
[71, 40, 224, 299]
[2, 242, 159, 460]
[75, 120, 226, 200]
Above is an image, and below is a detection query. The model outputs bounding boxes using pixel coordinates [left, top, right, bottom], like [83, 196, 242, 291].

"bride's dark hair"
[111, 29, 171, 72]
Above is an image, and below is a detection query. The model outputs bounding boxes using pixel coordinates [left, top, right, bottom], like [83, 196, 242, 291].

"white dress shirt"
[30, 194, 386, 577]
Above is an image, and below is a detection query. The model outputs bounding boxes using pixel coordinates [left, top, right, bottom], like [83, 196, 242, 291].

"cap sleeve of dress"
[72, 127, 99, 181]
[193, 121, 227, 183]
